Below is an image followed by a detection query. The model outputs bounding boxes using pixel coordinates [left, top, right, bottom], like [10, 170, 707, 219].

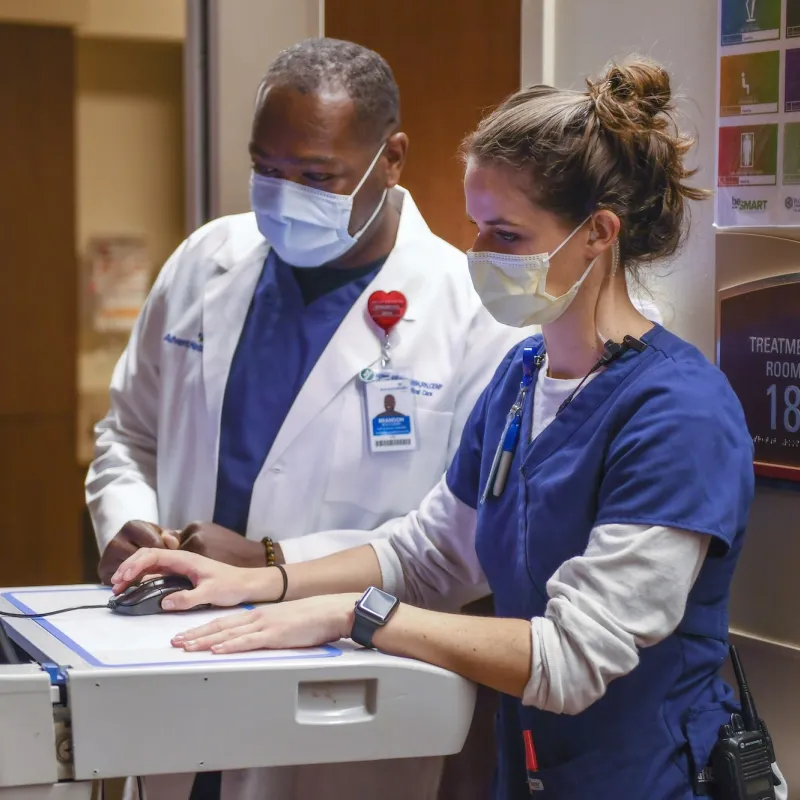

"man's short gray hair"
[258, 38, 400, 142]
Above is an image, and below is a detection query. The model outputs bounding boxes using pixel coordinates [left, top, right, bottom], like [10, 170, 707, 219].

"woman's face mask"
[250, 143, 387, 268]
[467, 218, 599, 328]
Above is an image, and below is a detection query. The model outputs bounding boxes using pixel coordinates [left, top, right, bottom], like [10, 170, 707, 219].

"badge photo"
[364, 371, 417, 453]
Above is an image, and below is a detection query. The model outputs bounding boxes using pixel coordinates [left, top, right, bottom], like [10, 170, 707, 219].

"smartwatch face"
[359, 587, 396, 622]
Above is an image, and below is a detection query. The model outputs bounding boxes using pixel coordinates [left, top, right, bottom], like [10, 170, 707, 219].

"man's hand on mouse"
[98, 520, 167, 585]
[160, 522, 283, 568]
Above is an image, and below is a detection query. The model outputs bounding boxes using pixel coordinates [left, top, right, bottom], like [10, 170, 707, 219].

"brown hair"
[464, 56, 709, 271]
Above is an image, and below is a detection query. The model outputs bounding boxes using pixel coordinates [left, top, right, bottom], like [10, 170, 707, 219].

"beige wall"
[0, 0, 184, 40]
[199, 0, 321, 220]
[524, 1, 798, 793]
[76, 37, 185, 462]
[76, 37, 185, 272]
[79, 0, 184, 41]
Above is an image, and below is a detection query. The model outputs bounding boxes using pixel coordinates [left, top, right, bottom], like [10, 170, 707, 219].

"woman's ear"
[586, 209, 620, 259]
[590, 210, 620, 248]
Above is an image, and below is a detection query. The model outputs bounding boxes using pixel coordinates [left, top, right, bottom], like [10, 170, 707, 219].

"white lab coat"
[86, 189, 531, 800]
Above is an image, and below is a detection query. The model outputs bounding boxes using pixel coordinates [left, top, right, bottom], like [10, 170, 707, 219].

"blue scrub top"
[212, 251, 384, 534]
[447, 326, 755, 799]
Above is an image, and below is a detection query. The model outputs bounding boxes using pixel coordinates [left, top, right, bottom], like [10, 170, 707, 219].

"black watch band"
[351, 613, 379, 649]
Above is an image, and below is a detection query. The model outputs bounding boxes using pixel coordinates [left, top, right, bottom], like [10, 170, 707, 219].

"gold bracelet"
[261, 537, 277, 567]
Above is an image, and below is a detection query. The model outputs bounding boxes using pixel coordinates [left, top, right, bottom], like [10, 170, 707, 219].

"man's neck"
[326, 188, 402, 270]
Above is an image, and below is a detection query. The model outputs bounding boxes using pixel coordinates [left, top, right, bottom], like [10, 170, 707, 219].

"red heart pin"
[368, 291, 407, 334]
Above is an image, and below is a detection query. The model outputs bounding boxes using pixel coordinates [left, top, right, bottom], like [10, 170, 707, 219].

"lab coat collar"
[263, 188, 433, 471]
[200, 188, 439, 477]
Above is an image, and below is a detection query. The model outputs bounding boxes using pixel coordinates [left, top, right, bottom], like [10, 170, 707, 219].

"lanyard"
[480, 346, 543, 504]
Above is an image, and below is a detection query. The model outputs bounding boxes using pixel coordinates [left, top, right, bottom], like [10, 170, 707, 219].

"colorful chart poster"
[719, 124, 778, 186]
[783, 123, 800, 184]
[786, 49, 800, 111]
[720, 51, 780, 115]
[721, 0, 781, 45]
[716, 1, 800, 226]
[788, 0, 800, 38]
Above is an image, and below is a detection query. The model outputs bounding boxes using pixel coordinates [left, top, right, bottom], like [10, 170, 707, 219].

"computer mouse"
[108, 575, 209, 616]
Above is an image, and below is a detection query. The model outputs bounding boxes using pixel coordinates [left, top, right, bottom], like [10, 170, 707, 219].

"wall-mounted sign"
[718, 273, 800, 481]
[86, 237, 151, 333]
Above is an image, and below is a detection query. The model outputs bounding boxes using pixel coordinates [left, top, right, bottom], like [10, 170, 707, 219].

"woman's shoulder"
[627, 326, 749, 433]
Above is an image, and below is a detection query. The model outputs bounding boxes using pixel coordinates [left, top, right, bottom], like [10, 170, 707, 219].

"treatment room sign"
[718, 274, 800, 480]
[716, 0, 800, 226]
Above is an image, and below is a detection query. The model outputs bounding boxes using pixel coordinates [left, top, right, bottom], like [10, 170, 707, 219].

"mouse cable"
[0, 603, 109, 619]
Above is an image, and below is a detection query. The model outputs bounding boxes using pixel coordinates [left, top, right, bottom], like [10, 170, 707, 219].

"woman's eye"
[495, 230, 519, 243]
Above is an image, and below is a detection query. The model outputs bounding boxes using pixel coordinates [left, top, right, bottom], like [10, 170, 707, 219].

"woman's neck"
[542, 267, 653, 380]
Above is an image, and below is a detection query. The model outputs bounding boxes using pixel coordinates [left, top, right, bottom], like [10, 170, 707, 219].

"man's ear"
[384, 132, 408, 188]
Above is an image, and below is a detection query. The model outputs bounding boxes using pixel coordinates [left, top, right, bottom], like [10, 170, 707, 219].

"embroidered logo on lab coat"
[163, 332, 204, 353]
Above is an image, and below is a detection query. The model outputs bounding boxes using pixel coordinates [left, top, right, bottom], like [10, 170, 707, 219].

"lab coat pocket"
[325, 402, 454, 516]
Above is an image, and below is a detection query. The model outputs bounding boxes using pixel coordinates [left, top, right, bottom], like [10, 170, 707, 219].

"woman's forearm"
[252, 544, 384, 602]
[372, 604, 532, 698]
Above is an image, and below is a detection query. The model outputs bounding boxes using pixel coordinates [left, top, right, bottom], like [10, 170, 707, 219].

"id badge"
[364, 369, 417, 453]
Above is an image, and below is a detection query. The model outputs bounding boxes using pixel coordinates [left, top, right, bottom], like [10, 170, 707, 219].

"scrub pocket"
[679, 704, 734, 786]
[505, 742, 694, 800]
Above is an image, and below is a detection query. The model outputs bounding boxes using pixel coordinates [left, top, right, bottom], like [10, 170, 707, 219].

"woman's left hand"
[172, 594, 359, 654]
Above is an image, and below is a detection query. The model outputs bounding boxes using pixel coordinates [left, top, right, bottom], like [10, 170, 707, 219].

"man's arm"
[87, 240, 185, 566]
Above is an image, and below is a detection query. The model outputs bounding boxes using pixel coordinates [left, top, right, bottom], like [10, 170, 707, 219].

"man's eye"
[254, 165, 279, 177]
[304, 172, 335, 183]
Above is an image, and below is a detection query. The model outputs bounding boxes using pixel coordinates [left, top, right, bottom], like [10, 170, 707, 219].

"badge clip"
[362, 291, 408, 380]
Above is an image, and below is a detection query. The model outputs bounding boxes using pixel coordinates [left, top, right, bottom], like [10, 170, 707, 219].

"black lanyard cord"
[556, 335, 647, 416]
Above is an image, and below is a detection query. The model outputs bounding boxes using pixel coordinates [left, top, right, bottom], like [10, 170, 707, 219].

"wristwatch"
[351, 587, 399, 649]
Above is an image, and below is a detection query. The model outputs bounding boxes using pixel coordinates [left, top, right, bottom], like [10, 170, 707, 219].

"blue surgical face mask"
[249, 144, 387, 268]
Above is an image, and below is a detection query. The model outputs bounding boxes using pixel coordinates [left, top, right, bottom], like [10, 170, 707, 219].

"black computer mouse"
[108, 575, 209, 616]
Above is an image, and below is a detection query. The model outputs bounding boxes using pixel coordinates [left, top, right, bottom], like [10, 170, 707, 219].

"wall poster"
[716, 0, 800, 226]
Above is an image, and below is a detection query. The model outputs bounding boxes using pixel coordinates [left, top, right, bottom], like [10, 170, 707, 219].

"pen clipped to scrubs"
[481, 346, 539, 503]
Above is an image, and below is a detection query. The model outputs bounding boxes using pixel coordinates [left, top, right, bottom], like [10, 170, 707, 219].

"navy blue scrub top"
[212, 250, 385, 534]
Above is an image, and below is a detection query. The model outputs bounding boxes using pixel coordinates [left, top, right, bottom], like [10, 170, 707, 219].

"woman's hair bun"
[587, 56, 673, 135]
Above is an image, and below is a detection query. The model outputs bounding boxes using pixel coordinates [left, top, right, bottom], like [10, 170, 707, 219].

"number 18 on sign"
[718, 276, 800, 481]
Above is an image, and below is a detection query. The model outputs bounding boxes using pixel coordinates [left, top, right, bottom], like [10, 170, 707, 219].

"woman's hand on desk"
[172, 595, 357, 653]
[109, 548, 281, 609]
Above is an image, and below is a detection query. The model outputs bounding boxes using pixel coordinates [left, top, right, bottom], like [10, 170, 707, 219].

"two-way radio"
[702, 645, 780, 800]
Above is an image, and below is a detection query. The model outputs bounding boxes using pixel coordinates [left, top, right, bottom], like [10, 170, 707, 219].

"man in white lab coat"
[87, 38, 528, 800]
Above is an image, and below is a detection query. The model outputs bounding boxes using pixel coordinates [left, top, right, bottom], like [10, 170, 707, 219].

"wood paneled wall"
[325, 0, 521, 252]
[0, 23, 81, 586]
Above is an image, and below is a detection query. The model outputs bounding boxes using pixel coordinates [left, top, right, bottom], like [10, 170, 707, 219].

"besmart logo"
[785, 196, 800, 211]
[731, 197, 768, 211]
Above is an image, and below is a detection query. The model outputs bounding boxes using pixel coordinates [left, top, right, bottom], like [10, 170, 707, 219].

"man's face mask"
[249, 144, 387, 268]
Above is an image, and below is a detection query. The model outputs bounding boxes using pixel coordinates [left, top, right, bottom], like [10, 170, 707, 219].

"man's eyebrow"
[248, 143, 341, 166]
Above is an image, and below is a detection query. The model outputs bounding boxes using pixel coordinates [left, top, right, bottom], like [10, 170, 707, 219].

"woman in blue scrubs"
[111, 57, 784, 799]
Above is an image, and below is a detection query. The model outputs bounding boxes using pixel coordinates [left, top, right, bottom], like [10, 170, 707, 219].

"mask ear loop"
[595, 239, 621, 347]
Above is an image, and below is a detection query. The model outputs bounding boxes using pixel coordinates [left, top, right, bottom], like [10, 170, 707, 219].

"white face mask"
[467, 218, 598, 327]
[249, 144, 387, 268]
